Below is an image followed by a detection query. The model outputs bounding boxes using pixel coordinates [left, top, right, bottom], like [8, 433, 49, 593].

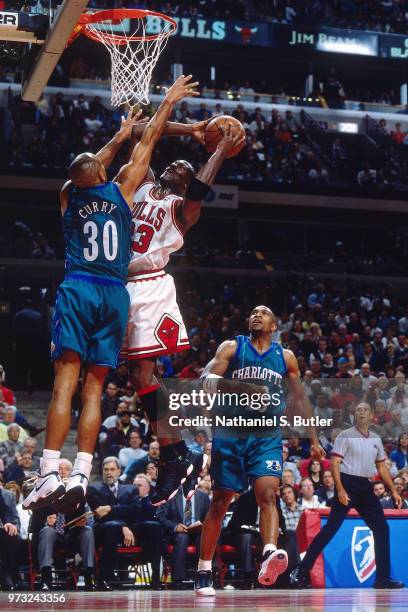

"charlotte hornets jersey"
[63, 182, 132, 281]
[220, 335, 287, 432]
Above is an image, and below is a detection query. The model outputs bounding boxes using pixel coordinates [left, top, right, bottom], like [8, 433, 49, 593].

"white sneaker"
[258, 549, 288, 586]
[195, 570, 216, 596]
[23, 471, 65, 510]
[55, 472, 89, 513]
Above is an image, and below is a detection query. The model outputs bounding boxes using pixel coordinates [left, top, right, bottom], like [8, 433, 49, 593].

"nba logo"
[351, 526, 376, 583]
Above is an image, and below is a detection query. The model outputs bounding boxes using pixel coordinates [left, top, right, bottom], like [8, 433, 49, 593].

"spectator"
[282, 446, 301, 484]
[87, 456, 162, 588]
[0, 486, 20, 590]
[157, 485, 210, 589]
[119, 440, 160, 483]
[308, 460, 324, 491]
[0, 424, 25, 466]
[4, 451, 34, 484]
[31, 232, 55, 260]
[390, 433, 408, 470]
[118, 430, 147, 469]
[188, 430, 209, 453]
[298, 478, 325, 509]
[101, 382, 120, 420]
[381, 409, 404, 441]
[315, 470, 336, 507]
[30, 458, 96, 591]
[380, 477, 408, 509]
[373, 481, 387, 499]
[280, 484, 304, 531]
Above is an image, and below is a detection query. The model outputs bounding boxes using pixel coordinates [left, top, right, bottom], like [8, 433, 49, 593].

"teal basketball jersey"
[223, 334, 287, 426]
[63, 182, 132, 281]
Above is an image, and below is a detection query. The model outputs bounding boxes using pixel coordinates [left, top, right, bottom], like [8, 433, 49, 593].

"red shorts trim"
[331, 452, 344, 458]
[125, 340, 190, 360]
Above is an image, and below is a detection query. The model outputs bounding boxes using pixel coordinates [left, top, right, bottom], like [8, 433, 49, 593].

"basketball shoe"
[23, 471, 65, 510]
[54, 472, 88, 513]
[258, 549, 288, 586]
[153, 450, 207, 506]
[194, 570, 216, 596]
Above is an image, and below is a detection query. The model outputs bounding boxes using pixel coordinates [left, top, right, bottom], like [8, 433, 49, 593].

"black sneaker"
[194, 570, 215, 596]
[182, 451, 208, 499]
[153, 455, 193, 506]
[374, 578, 404, 589]
[289, 563, 311, 589]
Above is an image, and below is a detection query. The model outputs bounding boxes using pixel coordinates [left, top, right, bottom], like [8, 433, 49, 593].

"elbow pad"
[202, 373, 222, 394]
[186, 178, 210, 201]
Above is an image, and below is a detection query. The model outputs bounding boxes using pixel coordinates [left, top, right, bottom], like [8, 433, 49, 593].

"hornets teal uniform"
[51, 182, 132, 368]
[211, 335, 286, 491]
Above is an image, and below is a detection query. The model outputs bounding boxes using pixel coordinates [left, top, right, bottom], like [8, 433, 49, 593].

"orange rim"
[73, 9, 177, 46]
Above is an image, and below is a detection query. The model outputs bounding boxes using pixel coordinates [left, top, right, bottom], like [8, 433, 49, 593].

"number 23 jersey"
[128, 181, 184, 275]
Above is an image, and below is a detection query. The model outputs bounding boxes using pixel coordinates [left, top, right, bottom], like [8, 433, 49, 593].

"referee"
[290, 402, 404, 589]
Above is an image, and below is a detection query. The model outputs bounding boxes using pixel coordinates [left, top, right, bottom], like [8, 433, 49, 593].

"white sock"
[263, 544, 277, 556]
[72, 452, 93, 479]
[198, 559, 212, 572]
[41, 449, 61, 475]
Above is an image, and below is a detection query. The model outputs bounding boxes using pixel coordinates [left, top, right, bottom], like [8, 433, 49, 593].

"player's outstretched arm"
[115, 75, 200, 205]
[130, 118, 210, 146]
[95, 109, 146, 169]
[284, 349, 326, 461]
[177, 124, 245, 232]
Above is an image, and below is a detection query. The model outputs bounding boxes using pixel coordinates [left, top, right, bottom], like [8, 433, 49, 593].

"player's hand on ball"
[337, 488, 350, 506]
[164, 75, 200, 103]
[191, 119, 211, 146]
[119, 108, 144, 139]
[217, 123, 246, 157]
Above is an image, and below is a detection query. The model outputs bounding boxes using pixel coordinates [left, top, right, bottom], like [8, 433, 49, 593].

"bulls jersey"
[128, 181, 184, 275]
[63, 182, 132, 281]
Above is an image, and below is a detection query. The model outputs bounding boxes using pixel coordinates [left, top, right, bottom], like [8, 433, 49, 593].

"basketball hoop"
[69, 9, 177, 108]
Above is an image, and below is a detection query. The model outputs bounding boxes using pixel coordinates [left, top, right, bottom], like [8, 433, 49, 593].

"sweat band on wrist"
[202, 373, 222, 394]
[186, 177, 210, 201]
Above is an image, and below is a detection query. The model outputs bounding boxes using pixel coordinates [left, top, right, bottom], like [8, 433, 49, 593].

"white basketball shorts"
[122, 270, 190, 360]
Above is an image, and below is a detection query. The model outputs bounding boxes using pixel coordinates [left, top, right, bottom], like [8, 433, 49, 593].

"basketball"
[204, 115, 246, 158]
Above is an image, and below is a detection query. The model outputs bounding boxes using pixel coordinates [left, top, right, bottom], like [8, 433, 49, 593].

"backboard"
[0, 1, 89, 102]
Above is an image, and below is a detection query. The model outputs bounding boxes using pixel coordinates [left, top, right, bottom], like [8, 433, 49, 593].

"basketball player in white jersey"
[123, 122, 244, 505]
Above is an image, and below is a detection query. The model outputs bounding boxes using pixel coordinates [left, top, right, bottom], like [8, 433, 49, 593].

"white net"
[86, 17, 172, 108]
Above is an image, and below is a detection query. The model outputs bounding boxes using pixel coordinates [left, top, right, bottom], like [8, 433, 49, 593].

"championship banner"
[203, 184, 239, 210]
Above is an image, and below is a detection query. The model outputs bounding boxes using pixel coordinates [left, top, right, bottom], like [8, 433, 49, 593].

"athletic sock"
[41, 449, 61, 475]
[160, 440, 188, 461]
[263, 544, 277, 557]
[72, 451, 93, 479]
[198, 559, 212, 572]
[138, 384, 161, 423]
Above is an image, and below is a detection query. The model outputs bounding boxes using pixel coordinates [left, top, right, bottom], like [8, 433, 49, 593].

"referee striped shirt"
[331, 426, 386, 478]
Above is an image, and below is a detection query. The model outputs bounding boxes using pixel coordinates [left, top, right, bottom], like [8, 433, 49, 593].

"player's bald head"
[69, 153, 106, 188]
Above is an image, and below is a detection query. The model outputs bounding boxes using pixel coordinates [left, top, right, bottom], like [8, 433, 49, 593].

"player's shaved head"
[69, 153, 107, 188]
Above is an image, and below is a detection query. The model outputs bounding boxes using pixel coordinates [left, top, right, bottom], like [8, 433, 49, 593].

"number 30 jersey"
[128, 181, 184, 275]
[63, 182, 132, 282]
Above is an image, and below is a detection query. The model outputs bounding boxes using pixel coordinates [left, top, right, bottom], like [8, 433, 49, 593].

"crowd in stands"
[0, 275, 407, 589]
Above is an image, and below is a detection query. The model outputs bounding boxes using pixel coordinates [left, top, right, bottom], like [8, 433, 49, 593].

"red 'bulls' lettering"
[132, 201, 166, 231]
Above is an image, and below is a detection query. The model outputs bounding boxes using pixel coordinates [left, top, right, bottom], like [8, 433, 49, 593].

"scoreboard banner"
[141, 15, 408, 59]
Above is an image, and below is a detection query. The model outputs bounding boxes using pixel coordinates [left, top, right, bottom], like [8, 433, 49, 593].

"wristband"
[186, 177, 210, 201]
[202, 373, 222, 394]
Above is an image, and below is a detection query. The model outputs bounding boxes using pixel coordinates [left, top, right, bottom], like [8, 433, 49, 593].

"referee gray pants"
[302, 473, 391, 580]
[38, 525, 95, 570]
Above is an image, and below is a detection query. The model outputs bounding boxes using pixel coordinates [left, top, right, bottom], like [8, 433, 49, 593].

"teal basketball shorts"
[51, 272, 130, 368]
